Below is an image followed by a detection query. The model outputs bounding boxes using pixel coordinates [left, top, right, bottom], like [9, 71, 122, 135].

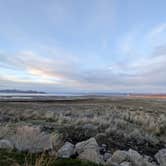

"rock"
[109, 150, 128, 164]
[127, 149, 155, 166]
[120, 162, 131, 166]
[102, 144, 107, 149]
[75, 137, 103, 164]
[143, 155, 153, 163]
[103, 152, 112, 161]
[78, 149, 104, 164]
[0, 139, 13, 149]
[100, 144, 107, 154]
[128, 149, 154, 166]
[127, 149, 142, 163]
[75, 137, 98, 154]
[134, 159, 157, 166]
[143, 156, 157, 166]
[107, 149, 154, 166]
[155, 149, 166, 166]
[57, 142, 74, 158]
[143, 161, 157, 166]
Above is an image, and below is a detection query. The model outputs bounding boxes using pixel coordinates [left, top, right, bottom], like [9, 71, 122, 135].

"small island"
[0, 89, 46, 94]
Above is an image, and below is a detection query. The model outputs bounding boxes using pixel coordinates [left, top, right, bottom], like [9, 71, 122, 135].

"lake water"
[0, 93, 80, 96]
[0, 92, 127, 100]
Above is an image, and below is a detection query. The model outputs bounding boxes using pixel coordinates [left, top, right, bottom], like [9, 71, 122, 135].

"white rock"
[127, 149, 142, 163]
[103, 152, 112, 161]
[155, 149, 166, 166]
[75, 137, 104, 164]
[127, 149, 155, 166]
[57, 142, 74, 158]
[109, 150, 128, 164]
[78, 149, 104, 164]
[75, 137, 98, 154]
[120, 161, 132, 166]
[108, 149, 155, 166]
[0, 139, 13, 149]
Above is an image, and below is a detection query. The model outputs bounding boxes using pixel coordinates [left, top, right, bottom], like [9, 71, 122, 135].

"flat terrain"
[0, 96, 166, 157]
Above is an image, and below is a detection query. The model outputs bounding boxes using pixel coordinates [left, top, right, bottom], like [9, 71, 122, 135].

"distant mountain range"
[0, 89, 46, 94]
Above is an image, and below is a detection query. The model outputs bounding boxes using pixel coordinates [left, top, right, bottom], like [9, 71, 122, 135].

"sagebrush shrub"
[12, 126, 53, 153]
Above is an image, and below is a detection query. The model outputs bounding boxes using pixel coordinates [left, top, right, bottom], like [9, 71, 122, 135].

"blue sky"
[0, 0, 166, 93]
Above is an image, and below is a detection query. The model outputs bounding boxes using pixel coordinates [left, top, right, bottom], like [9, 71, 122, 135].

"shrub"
[12, 126, 53, 153]
[0, 125, 11, 139]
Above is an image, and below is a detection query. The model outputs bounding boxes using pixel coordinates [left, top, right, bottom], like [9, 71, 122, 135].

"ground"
[0, 96, 166, 164]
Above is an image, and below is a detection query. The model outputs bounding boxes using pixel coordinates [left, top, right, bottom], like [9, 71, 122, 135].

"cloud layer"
[0, 42, 166, 93]
[0, 0, 166, 92]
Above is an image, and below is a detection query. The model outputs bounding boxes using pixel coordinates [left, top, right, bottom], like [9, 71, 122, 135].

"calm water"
[0, 93, 79, 96]
[0, 92, 88, 99]
[0, 92, 127, 100]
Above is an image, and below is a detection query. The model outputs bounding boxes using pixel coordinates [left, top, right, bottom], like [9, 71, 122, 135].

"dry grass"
[12, 126, 53, 153]
[23, 154, 52, 166]
[0, 149, 100, 166]
[0, 97, 165, 155]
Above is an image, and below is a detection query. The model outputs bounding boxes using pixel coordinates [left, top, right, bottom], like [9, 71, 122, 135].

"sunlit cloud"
[27, 68, 62, 81]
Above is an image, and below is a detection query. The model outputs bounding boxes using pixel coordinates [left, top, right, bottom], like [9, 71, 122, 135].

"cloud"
[0, 49, 88, 90]
[0, 43, 166, 93]
[148, 23, 166, 39]
[117, 23, 166, 57]
[1, 18, 166, 92]
[116, 27, 145, 58]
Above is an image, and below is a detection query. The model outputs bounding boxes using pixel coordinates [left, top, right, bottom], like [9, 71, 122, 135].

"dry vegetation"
[0, 96, 166, 157]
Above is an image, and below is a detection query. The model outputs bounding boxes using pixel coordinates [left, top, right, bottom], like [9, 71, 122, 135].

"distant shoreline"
[0, 90, 166, 99]
[0, 94, 166, 103]
[0, 89, 46, 94]
[1, 92, 165, 100]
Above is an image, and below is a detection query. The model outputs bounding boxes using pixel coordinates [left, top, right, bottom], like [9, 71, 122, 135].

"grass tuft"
[0, 149, 102, 166]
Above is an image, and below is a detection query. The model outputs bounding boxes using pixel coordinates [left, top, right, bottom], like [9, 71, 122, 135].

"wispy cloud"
[0, 43, 166, 92]
[148, 23, 166, 39]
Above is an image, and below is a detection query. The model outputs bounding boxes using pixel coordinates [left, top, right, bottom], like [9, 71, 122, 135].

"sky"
[0, 0, 166, 93]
